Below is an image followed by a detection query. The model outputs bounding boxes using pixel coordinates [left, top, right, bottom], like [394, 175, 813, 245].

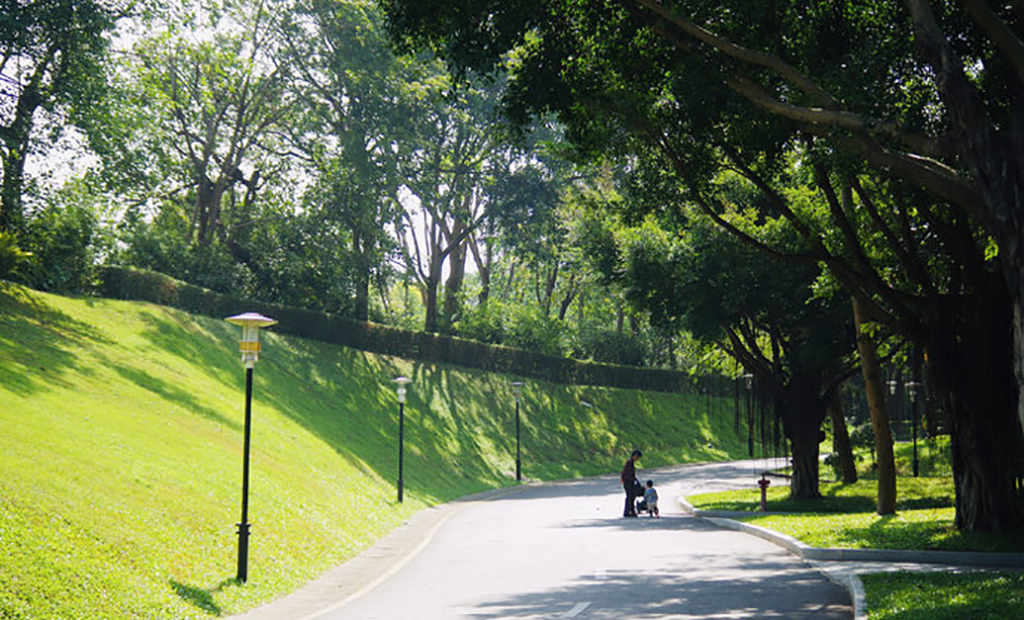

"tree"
[396, 75, 509, 333]
[279, 0, 410, 320]
[129, 1, 292, 256]
[382, 0, 1023, 531]
[590, 203, 855, 498]
[0, 0, 116, 233]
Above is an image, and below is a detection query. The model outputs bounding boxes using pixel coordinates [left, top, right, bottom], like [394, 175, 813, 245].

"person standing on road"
[620, 449, 643, 517]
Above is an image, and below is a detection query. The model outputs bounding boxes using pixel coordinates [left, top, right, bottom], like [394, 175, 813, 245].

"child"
[644, 480, 660, 518]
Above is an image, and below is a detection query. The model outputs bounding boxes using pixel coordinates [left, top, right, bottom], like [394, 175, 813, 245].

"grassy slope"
[0, 284, 746, 619]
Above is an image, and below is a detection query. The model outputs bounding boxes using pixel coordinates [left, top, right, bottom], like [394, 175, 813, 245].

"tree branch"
[959, 0, 1024, 84]
[632, 0, 837, 107]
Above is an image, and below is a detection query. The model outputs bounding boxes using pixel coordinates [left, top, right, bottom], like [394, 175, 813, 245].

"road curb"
[679, 496, 1024, 620]
[697, 514, 872, 619]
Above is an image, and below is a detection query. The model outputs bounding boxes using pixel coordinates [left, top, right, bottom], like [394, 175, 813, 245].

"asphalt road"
[298, 460, 852, 620]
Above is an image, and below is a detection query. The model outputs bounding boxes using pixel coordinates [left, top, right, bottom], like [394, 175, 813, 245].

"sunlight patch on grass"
[687, 476, 1024, 553]
[0, 284, 749, 618]
[861, 571, 1024, 620]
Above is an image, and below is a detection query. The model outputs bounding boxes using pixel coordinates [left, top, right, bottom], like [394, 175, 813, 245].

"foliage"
[20, 184, 106, 293]
[0, 0, 116, 231]
[849, 421, 877, 451]
[590, 194, 856, 498]
[823, 451, 859, 481]
[690, 476, 955, 515]
[689, 469, 1024, 553]
[861, 572, 1024, 620]
[0, 231, 33, 283]
[745, 510, 1024, 553]
[0, 283, 747, 618]
[118, 219, 238, 294]
[380, 0, 1024, 530]
[456, 300, 508, 344]
[574, 327, 647, 367]
[97, 265, 714, 393]
[502, 305, 565, 357]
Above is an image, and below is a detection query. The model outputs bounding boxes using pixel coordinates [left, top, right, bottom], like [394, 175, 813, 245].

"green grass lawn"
[861, 571, 1024, 620]
[686, 442, 1024, 618]
[687, 469, 1024, 553]
[0, 283, 748, 619]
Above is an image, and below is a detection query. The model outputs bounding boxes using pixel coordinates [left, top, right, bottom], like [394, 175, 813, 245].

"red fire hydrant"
[758, 476, 771, 512]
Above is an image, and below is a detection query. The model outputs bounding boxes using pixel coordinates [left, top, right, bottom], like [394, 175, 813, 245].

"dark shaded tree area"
[581, 193, 855, 498]
[382, 0, 1024, 530]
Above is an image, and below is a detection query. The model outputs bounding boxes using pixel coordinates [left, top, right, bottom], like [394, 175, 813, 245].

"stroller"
[633, 479, 650, 515]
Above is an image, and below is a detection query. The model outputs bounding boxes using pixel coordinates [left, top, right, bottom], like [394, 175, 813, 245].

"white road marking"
[564, 602, 591, 617]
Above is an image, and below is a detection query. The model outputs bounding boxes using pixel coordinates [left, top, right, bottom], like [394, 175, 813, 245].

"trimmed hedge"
[98, 266, 710, 393]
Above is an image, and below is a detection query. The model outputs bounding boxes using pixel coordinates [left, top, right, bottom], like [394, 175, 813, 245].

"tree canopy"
[381, 0, 1024, 529]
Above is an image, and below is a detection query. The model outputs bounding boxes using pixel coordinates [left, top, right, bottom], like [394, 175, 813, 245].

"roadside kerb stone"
[679, 496, 1024, 620]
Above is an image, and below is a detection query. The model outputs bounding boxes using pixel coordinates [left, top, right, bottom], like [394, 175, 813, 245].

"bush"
[575, 328, 647, 366]
[849, 421, 875, 450]
[121, 219, 237, 294]
[20, 203, 100, 293]
[505, 307, 564, 357]
[97, 266, 716, 394]
[0, 231, 34, 284]
[456, 303, 506, 344]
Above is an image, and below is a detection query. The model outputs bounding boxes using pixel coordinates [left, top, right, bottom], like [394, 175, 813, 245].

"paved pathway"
[234, 460, 852, 620]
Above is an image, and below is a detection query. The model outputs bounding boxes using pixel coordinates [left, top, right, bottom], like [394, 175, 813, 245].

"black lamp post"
[742, 374, 754, 457]
[393, 376, 412, 502]
[511, 382, 524, 481]
[225, 312, 277, 584]
[887, 378, 901, 439]
[906, 381, 921, 477]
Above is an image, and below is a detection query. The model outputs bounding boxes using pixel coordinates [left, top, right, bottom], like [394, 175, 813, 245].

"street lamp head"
[905, 381, 921, 402]
[741, 373, 754, 390]
[393, 376, 412, 403]
[226, 312, 278, 368]
[887, 379, 899, 395]
[511, 381, 524, 403]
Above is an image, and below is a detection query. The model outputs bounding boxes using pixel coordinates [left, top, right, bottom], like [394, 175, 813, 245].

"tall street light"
[742, 374, 754, 457]
[225, 312, 277, 584]
[393, 376, 412, 503]
[906, 381, 922, 477]
[511, 382, 524, 481]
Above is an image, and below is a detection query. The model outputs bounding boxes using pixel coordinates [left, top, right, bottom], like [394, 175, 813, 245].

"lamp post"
[906, 381, 921, 477]
[742, 374, 754, 457]
[225, 312, 277, 584]
[887, 378, 902, 440]
[511, 382, 524, 481]
[393, 376, 412, 503]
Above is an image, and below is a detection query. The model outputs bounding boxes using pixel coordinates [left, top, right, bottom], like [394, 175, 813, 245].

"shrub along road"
[235, 461, 851, 620]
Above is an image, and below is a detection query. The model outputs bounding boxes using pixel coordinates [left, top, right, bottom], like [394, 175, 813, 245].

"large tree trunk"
[853, 296, 897, 515]
[1011, 253, 1024, 495]
[828, 387, 858, 484]
[0, 80, 40, 234]
[904, 0, 1024, 529]
[0, 143, 26, 233]
[778, 373, 827, 499]
[441, 241, 467, 334]
[352, 227, 370, 322]
[927, 271, 1022, 531]
[423, 279, 439, 333]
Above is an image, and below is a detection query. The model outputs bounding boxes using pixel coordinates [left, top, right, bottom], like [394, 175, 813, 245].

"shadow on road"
[463, 552, 851, 619]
